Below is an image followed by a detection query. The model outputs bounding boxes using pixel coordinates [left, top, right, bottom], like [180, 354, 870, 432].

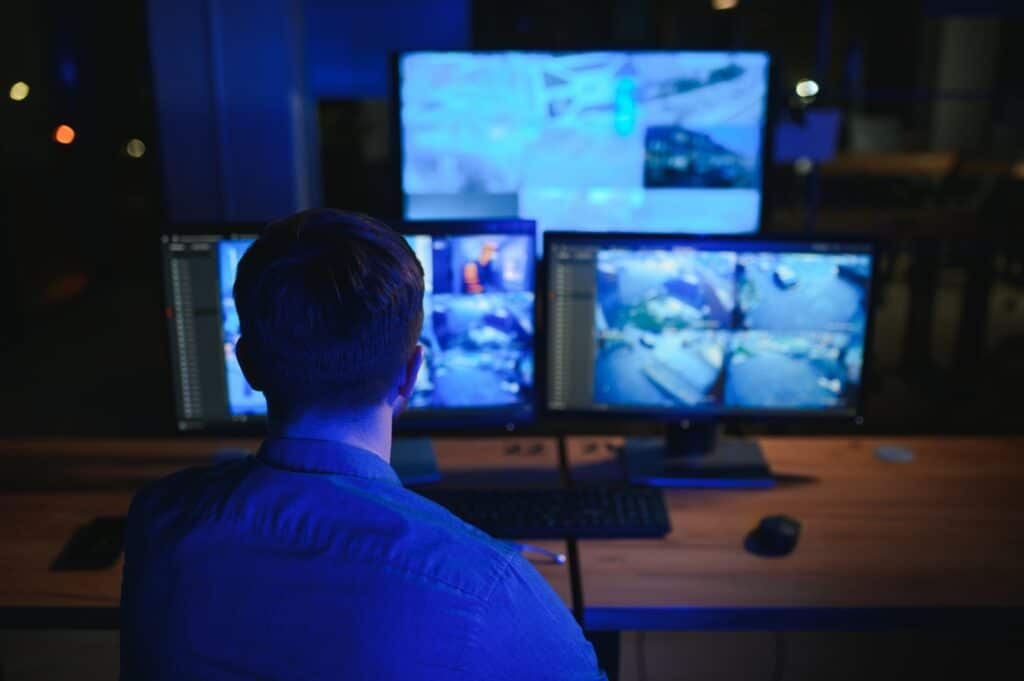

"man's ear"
[396, 345, 424, 405]
[235, 336, 263, 391]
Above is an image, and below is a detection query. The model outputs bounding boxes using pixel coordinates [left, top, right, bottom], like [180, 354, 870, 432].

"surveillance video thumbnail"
[407, 234, 534, 410]
[596, 247, 737, 331]
[725, 331, 864, 409]
[736, 252, 870, 332]
[592, 246, 871, 412]
[643, 125, 758, 189]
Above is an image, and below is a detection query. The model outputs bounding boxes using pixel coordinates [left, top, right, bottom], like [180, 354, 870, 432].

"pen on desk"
[511, 542, 566, 565]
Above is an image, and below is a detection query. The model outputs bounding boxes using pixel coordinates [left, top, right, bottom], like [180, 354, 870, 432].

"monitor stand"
[391, 437, 441, 485]
[621, 419, 773, 488]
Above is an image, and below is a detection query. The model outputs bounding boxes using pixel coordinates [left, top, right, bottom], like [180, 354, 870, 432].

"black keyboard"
[419, 487, 671, 539]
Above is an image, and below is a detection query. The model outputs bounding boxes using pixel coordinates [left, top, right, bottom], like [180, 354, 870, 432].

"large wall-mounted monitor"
[398, 51, 771, 247]
[544, 232, 875, 419]
[161, 219, 536, 433]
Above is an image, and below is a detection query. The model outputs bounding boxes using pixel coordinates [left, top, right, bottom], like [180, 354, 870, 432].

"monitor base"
[392, 437, 442, 485]
[621, 423, 773, 488]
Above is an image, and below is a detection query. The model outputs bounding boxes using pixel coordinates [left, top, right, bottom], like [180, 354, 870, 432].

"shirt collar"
[257, 437, 402, 485]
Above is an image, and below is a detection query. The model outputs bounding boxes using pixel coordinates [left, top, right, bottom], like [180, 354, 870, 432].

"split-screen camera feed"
[404, 234, 535, 411]
[593, 244, 871, 412]
[401, 51, 769, 244]
[217, 236, 536, 417]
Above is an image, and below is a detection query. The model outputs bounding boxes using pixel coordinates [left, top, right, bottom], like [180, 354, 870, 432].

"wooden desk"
[567, 436, 1024, 631]
[0, 437, 571, 628]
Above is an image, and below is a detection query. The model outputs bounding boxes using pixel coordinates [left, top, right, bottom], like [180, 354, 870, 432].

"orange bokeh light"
[54, 124, 76, 144]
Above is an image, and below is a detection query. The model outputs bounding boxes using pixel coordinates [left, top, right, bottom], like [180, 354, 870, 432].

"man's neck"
[267, 405, 394, 464]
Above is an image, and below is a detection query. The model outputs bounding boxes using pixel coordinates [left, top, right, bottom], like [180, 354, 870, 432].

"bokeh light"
[54, 124, 76, 145]
[795, 79, 820, 98]
[794, 157, 814, 176]
[9, 81, 30, 101]
[125, 138, 147, 158]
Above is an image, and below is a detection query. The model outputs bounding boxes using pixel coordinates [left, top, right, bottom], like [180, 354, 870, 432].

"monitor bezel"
[391, 49, 775, 238]
[538, 230, 879, 425]
[160, 220, 540, 436]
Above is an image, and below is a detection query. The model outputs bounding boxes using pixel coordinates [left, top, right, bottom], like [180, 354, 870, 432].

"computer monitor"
[397, 50, 772, 249]
[544, 232, 876, 487]
[160, 219, 536, 479]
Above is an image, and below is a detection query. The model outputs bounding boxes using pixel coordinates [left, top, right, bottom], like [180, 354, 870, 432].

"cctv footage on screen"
[400, 51, 770, 244]
[217, 235, 535, 419]
[546, 240, 873, 415]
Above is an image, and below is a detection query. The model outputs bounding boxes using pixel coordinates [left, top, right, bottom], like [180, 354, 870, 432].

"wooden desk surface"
[0, 437, 571, 627]
[568, 436, 1024, 631]
[8, 436, 1023, 631]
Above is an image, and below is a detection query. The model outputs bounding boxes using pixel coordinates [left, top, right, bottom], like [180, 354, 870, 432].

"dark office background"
[1, 0, 1023, 438]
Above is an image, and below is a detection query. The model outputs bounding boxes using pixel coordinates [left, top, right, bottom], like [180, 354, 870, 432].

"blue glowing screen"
[217, 235, 534, 417]
[588, 242, 871, 412]
[405, 233, 534, 410]
[400, 51, 770, 245]
[218, 239, 263, 416]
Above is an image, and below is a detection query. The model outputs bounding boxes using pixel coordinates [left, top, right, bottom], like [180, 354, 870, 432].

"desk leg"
[586, 630, 620, 681]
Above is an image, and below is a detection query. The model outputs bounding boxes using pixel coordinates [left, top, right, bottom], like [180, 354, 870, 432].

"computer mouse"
[744, 515, 801, 557]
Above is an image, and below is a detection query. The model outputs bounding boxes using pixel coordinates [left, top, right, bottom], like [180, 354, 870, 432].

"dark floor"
[3, 629, 1022, 680]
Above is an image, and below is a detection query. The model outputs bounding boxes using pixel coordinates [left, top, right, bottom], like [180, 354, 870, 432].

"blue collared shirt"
[121, 437, 606, 680]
